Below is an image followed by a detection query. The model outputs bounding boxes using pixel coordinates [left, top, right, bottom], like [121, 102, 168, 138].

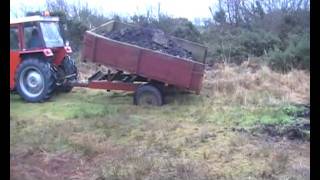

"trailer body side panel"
[81, 21, 206, 93]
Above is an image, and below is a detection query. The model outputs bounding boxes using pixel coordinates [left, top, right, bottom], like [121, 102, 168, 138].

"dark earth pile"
[259, 105, 310, 141]
[259, 119, 310, 141]
[232, 105, 310, 141]
[102, 26, 194, 59]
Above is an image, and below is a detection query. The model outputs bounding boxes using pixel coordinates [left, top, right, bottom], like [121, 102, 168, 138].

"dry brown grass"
[203, 62, 310, 105]
[76, 59, 310, 106]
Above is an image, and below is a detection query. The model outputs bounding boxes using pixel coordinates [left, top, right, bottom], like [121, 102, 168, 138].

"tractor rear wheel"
[59, 57, 78, 93]
[15, 58, 56, 102]
[134, 84, 163, 106]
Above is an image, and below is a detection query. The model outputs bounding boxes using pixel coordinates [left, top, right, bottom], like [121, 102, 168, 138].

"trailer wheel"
[134, 84, 163, 106]
[15, 58, 56, 102]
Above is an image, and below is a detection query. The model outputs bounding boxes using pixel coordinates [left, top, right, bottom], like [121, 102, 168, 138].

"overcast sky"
[10, 0, 218, 22]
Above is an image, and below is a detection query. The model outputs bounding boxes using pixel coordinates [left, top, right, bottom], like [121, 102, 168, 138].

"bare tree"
[46, 0, 69, 13]
[10, 8, 19, 18]
[157, 2, 161, 21]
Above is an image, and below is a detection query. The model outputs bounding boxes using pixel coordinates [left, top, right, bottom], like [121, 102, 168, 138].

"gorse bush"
[203, 28, 283, 65]
[238, 29, 281, 57]
[268, 33, 310, 72]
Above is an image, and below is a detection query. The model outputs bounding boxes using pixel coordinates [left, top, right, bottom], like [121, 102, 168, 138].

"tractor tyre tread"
[15, 58, 56, 102]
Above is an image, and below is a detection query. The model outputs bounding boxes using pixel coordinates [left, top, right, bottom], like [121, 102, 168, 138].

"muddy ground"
[102, 26, 194, 59]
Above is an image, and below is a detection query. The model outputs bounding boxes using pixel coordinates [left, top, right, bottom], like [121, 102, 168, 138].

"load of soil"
[102, 26, 194, 60]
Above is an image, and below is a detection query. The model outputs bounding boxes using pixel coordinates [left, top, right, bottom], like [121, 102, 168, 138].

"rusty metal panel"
[90, 21, 208, 64]
[171, 37, 207, 63]
[81, 34, 95, 62]
[94, 38, 140, 72]
[83, 32, 141, 73]
[138, 50, 194, 89]
[81, 23, 207, 93]
[190, 63, 205, 92]
[90, 20, 115, 34]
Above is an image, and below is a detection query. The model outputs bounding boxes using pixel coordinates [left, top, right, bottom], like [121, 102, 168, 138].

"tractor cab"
[10, 15, 67, 49]
[10, 13, 77, 102]
[11, 17, 65, 49]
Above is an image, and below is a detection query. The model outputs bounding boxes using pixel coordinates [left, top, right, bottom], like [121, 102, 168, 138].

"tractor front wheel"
[15, 58, 56, 102]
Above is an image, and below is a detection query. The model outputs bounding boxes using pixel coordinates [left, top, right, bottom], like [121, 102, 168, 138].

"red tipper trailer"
[77, 20, 207, 106]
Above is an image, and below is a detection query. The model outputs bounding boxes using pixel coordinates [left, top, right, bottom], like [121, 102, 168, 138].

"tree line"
[22, 0, 309, 72]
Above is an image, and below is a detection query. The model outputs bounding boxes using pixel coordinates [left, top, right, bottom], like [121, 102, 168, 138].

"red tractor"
[10, 13, 77, 102]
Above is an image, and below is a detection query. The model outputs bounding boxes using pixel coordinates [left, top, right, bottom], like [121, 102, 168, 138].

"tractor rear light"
[43, 10, 50, 16]
[43, 49, 53, 56]
[64, 46, 72, 53]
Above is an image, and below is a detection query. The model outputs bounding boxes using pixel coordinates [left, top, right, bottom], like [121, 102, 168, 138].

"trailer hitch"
[55, 73, 77, 86]
[64, 73, 77, 79]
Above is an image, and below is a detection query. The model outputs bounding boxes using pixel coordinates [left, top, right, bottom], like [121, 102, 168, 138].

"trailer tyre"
[134, 84, 163, 106]
[15, 58, 56, 102]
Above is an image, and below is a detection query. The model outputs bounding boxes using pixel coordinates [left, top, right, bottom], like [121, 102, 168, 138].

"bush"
[203, 27, 282, 65]
[238, 29, 281, 57]
[268, 33, 309, 72]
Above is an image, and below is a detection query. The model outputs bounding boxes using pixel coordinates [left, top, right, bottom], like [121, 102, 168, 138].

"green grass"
[10, 88, 309, 179]
[10, 89, 122, 120]
[10, 88, 301, 150]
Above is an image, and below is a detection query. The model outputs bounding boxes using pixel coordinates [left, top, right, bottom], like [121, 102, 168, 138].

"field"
[10, 62, 310, 180]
